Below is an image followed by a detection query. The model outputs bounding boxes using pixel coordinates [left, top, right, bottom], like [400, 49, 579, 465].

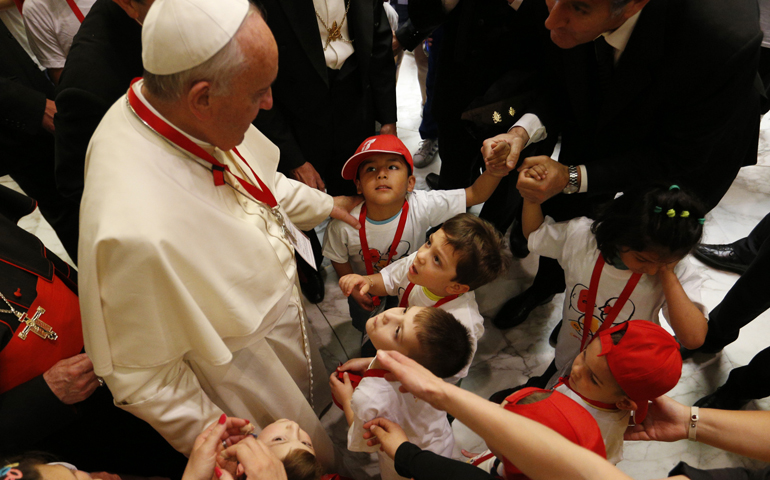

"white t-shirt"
[323, 189, 466, 275]
[380, 252, 484, 382]
[348, 373, 454, 480]
[529, 216, 707, 371]
[554, 382, 629, 465]
[22, 0, 96, 69]
[0, 8, 42, 68]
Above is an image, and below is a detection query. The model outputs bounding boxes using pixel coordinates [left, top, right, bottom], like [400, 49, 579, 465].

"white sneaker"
[412, 138, 439, 168]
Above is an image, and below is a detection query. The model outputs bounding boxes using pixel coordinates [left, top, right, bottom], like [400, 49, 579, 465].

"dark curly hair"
[591, 185, 706, 264]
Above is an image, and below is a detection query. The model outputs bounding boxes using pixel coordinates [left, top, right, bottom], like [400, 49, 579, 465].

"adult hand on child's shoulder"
[332, 196, 364, 230]
[363, 417, 409, 460]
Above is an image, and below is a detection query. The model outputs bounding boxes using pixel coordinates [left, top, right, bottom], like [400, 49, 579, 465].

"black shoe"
[426, 173, 441, 190]
[694, 385, 751, 410]
[509, 217, 530, 259]
[493, 289, 555, 329]
[298, 261, 325, 304]
[693, 244, 750, 275]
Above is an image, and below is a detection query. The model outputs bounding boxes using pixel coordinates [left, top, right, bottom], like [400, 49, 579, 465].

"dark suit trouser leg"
[418, 28, 441, 141]
[703, 230, 770, 349]
[722, 346, 770, 401]
[731, 212, 770, 263]
[436, 118, 480, 190]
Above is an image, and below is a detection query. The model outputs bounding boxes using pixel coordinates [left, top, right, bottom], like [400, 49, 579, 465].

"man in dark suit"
[487, 0, 762, 330]
[253, 0, 397, 198]
[0, 18, 79, 262]
[253, 0, 397, 302]
[54, 0, 148, 202]
[53, 0, 150, 264]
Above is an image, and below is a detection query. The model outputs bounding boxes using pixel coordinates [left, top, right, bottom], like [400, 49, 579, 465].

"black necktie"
[594, 36, 615, 97]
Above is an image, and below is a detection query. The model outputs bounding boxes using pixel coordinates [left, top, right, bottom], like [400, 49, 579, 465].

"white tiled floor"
[9, 52, 770, 478]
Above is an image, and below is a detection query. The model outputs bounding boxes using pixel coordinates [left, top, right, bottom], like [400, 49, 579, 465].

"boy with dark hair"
[340, 213, 512, 381]
[330, 306, 472, 480]
[552, 320, 683, 464]
[323, 134, 513, 331]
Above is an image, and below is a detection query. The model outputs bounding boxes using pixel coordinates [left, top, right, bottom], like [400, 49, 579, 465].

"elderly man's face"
[209, 14, 277, 151]
[544, 0, 636, 49]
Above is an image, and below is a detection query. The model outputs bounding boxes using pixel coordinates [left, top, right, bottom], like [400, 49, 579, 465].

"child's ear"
[616, 397, 638, 412]
[407, 175, 416, 192]
[446, 283, 470, 296]
[354, 178, 363, 195]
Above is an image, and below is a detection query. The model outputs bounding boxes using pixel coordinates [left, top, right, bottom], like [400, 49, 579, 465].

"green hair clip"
[698, 218, 705, 225]
[680, 211, 690, 218]
[654, 206, 662, 213]
[667, 209, 676, 217]
[669, 185, 681, 191]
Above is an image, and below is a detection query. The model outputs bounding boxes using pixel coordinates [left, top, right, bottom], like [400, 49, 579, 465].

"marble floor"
[7, 52, 770, 478]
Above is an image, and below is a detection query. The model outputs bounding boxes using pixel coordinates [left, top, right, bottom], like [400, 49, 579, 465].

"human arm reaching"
[465, 141, 517, 207]
[625, 395, 770, 463]
[376, 350, 634, 480]
[339, 273, 388, 299]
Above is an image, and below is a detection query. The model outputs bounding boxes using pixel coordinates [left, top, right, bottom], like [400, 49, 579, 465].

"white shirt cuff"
[511, 113, 547, 148]
[578, 165, 588, 193]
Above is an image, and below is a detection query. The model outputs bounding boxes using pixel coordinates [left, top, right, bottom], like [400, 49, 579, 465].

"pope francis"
[78, 0, 360, 462]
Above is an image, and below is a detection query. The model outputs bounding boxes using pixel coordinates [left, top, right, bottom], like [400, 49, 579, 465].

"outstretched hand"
[624, 396, 690, 442]
[339, 274, 370, 298]
[377, 350, 449, 411]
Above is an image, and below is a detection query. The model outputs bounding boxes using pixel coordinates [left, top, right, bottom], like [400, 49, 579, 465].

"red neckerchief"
[557, 376, 618, 411]
[580, 255, 642, 351]
[126, 79, 278, 209]
[358, 201, 409, 306]
[398, 282, 458, 309]
[65, 0, 84, 22]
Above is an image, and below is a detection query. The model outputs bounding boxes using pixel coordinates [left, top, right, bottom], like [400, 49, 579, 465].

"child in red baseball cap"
[553, 320, 682, 464]
[322, 134, 514, 353]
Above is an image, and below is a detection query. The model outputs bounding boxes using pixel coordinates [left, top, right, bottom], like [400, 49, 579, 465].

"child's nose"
[377, 168, 388, 178]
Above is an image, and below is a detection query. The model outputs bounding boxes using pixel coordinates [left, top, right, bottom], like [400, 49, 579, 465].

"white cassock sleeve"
[106, 361, 223, 456]
[273, 172, 334, 231]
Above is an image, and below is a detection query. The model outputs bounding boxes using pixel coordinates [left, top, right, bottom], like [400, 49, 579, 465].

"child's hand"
[339, 274, 370, 298]
[339, 357, 374, 373]
[522, 164, 548, 181]
[329, 371, 355, 407]
[483, 141, 514, 177]
[350, 287, 375, 312]
[363, 417, 409, 460]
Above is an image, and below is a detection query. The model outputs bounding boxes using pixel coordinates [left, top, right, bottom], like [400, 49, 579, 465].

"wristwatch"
[563, 165, 579, 194]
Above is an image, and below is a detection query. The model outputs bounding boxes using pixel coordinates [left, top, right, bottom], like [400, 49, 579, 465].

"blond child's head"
[254, 419, 324, 480]
[341, 135, 415, 208]
[408, 213, 513, 296]
[568, 320, 682, 422]
[366, 306, 472, 379]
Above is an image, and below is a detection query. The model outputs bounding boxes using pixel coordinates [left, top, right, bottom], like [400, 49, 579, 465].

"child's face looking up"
[256, 418, 315, 460]
[617, 248, 681, 276]
[408, 229, 466, 297]
[366, 306, 424, 355]
[569, 339, 627, 406]
[354, 154, 415, 206]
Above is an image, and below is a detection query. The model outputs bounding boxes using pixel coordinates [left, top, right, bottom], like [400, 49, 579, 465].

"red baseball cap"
[341, 135, 414, 180]
[501, 388, 606, 479]
[596, 320, 682, 423]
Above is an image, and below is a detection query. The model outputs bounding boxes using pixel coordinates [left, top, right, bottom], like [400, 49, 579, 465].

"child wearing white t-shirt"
[329, 306, 472, 480]
[340, 213, 512, 381]
[324, 134, 513, 333]
[516, 174, 708, 381]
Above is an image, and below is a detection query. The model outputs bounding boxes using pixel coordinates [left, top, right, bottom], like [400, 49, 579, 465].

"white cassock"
[79, 81, 335, 463]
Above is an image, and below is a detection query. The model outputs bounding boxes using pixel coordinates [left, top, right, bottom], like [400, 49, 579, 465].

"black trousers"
[701, 212, 770, 400]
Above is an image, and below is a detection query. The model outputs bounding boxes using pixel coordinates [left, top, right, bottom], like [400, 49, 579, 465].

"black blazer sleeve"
[394, 442, 498, 480]
[54, 87, 115, 200]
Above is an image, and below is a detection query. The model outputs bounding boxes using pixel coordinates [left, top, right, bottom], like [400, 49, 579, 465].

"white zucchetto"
[142, 0, 250, 75]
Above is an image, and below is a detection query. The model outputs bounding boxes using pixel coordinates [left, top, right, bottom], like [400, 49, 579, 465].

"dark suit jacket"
[54, 0, 143, 201]
[253, 0, 397, 195]
[545, 0, 762, 211]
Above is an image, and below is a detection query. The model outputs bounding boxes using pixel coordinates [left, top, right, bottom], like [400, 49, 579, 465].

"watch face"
[563, 184, 578, 194]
